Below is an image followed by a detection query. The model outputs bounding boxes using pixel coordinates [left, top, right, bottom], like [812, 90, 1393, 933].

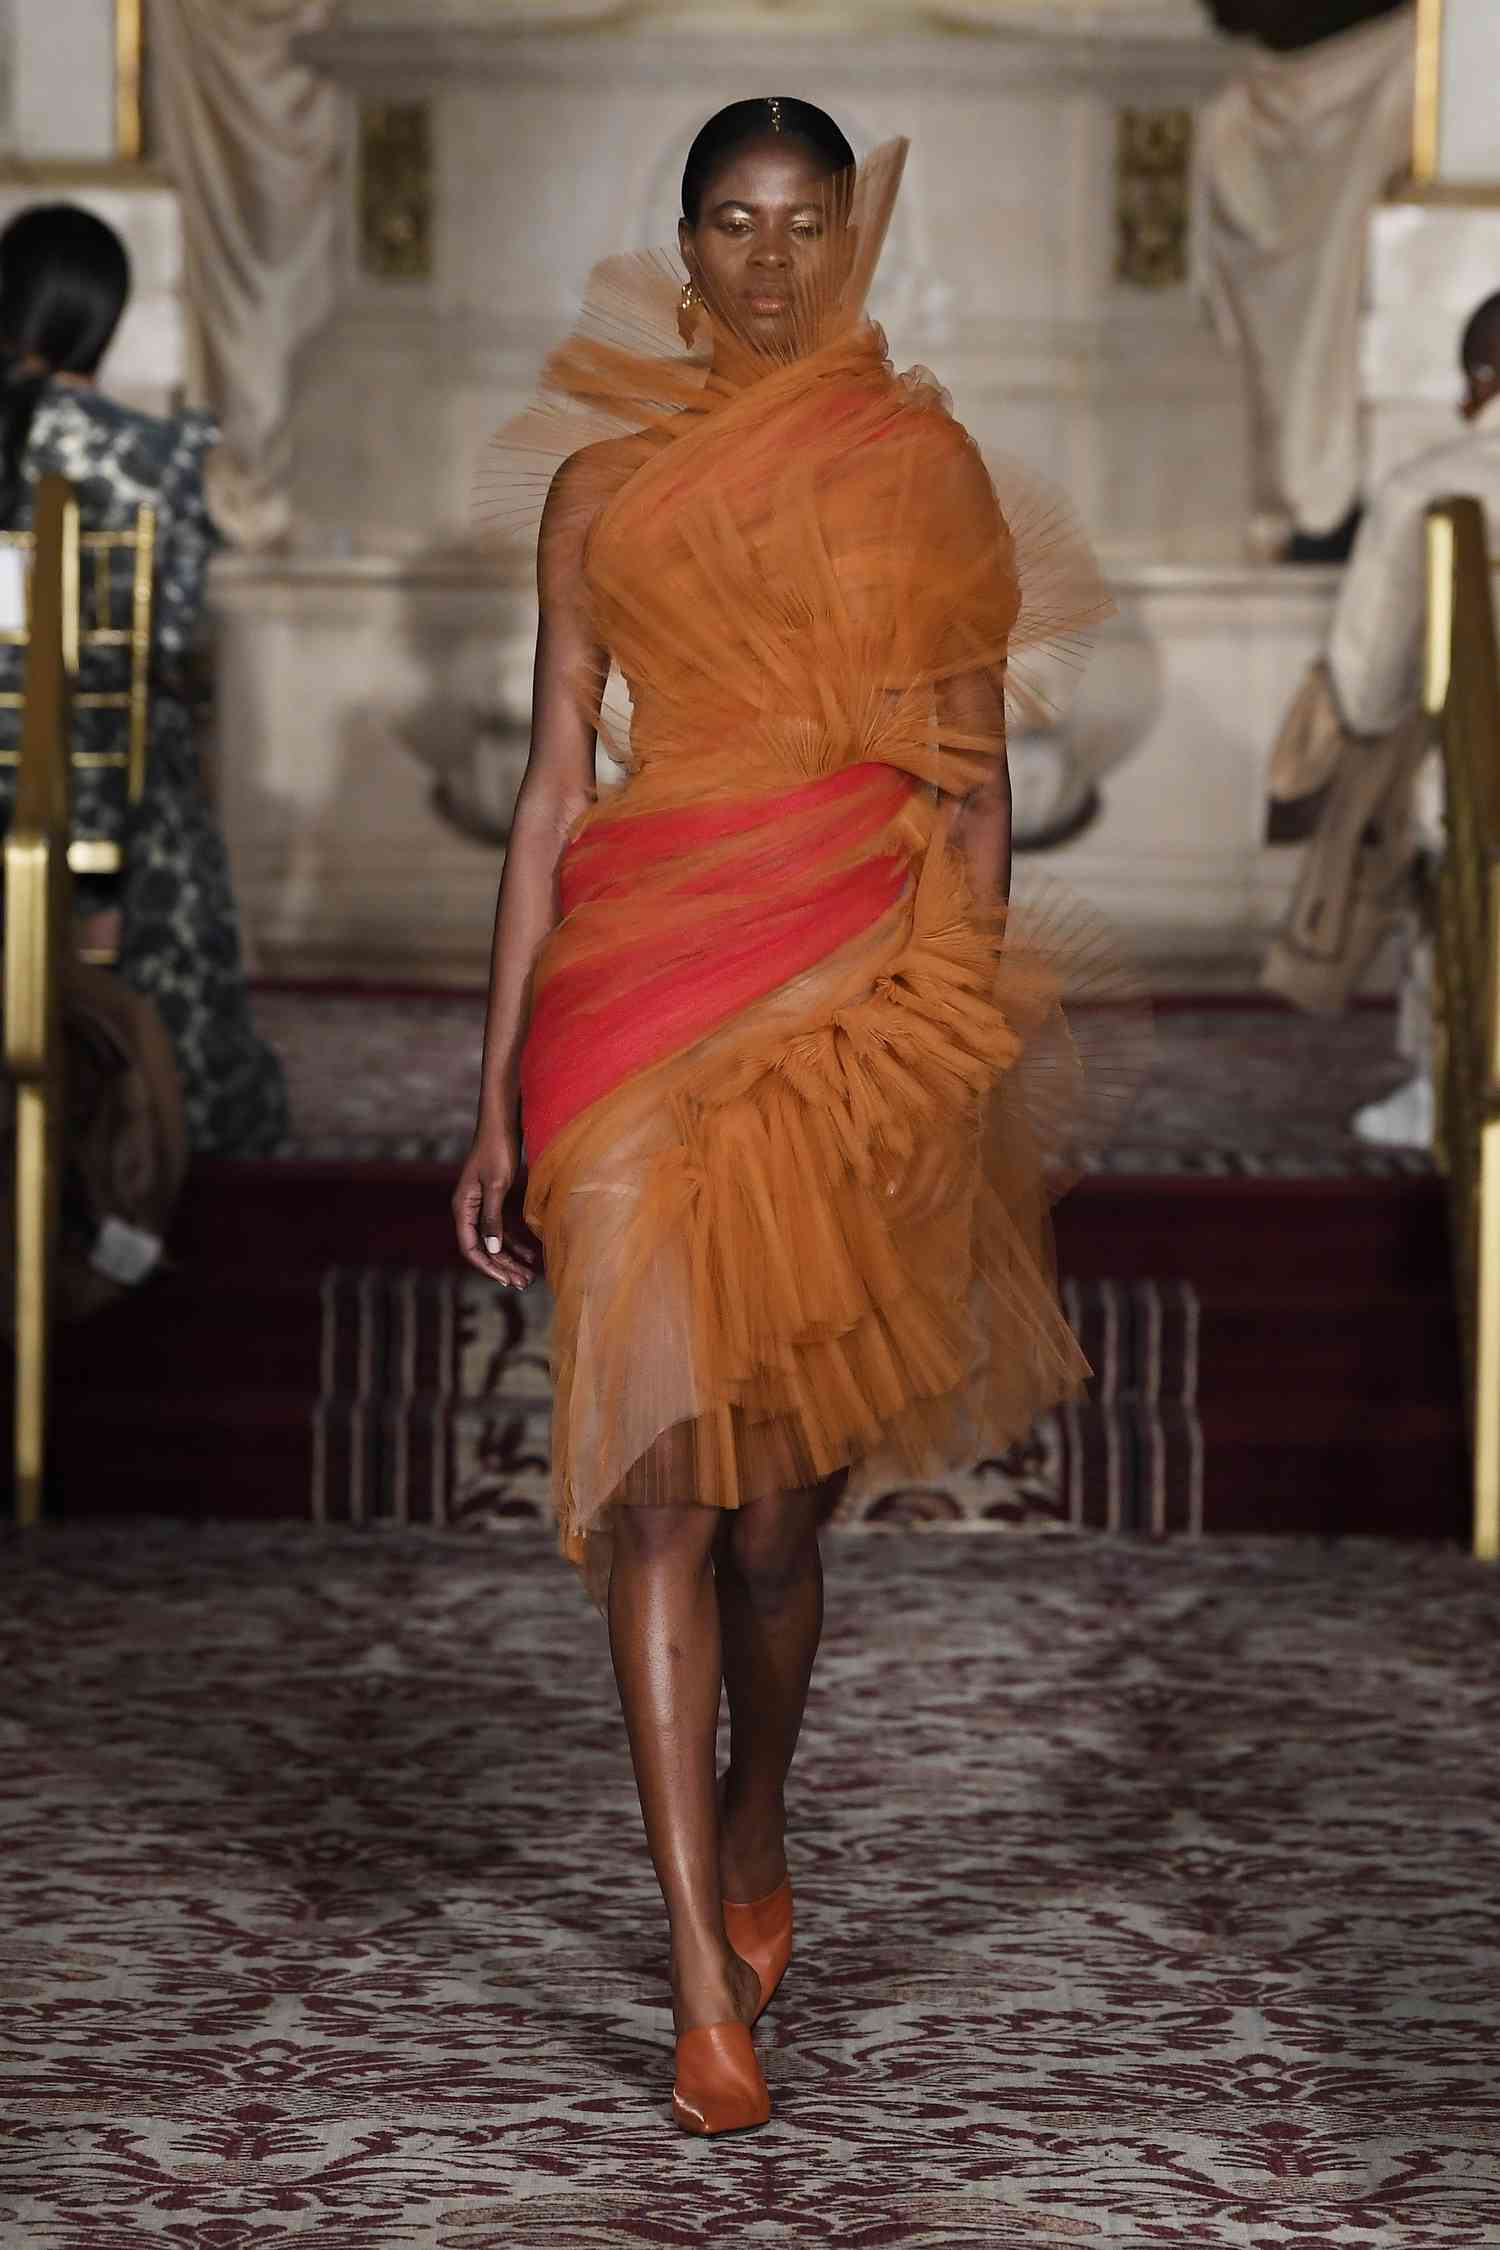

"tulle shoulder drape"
[476, 139, 1109, 745]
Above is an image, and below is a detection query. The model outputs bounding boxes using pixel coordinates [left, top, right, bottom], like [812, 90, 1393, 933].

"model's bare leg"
[608, 1500, 760, 2032]
[714, 1474, 842, 1899]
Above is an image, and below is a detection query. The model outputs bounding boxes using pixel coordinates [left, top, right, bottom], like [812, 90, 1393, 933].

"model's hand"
[452, 1116, 539, 1288]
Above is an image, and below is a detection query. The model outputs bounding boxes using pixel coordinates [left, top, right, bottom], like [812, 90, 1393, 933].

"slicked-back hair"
[681, 98, 856, 226]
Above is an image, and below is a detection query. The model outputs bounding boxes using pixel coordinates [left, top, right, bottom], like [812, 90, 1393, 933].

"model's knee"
[612, 1500, 718, 1576]
[724, 1520, 819, 1613]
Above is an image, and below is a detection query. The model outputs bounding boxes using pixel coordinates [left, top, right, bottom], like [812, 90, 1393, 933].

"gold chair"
[0, 501, 155, 964]
[4, 476, 80, 1528]
[1425, 496, 1500, 1561]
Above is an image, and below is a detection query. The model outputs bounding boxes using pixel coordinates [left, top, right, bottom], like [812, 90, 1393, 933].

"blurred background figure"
[0, 203, 285, 1156]
[1196, 0, 1415, 562]
[1263, 290, 1500, 1143]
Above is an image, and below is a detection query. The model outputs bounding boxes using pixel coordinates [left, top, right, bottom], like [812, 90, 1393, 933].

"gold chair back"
[0, 501, 156, 894]
[1425, 496, 1500, 1560]
[4, 475, 79, 1527]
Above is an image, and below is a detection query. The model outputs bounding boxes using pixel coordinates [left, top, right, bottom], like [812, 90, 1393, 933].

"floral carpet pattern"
[2, 1521, 1497, 2247]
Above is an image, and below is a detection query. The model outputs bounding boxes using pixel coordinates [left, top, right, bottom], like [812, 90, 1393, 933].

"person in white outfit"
[1196, 0, 1414, 562]
[1327, 294, 1500, 1143]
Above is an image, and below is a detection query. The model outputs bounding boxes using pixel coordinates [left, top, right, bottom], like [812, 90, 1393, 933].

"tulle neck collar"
[695, 315, 890, 402]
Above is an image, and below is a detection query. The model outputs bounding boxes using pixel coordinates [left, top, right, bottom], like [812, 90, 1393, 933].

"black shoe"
[1283, 506, 1362, 565]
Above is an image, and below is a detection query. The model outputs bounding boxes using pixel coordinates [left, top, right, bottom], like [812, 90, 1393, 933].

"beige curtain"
[147, 0, 339, 550]
[1195, 6, 1414, 543]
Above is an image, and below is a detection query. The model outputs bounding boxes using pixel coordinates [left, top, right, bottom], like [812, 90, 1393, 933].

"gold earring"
[677, 277, 700, 348]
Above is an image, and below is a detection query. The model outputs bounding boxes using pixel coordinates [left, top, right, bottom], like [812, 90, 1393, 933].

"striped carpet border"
[312, 1269, 1203, 1536]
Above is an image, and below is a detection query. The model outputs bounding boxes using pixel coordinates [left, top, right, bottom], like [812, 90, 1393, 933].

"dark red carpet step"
[17, 1161, 1465, 1541]
[167, 1159, 1454, 1300]
[39, 1267, 1200, 1536]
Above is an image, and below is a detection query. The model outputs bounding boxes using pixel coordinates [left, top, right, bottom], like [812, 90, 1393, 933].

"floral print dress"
[0, 381, 287, 1158]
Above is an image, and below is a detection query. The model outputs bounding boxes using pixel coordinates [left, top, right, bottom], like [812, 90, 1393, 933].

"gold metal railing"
[0, 504, 157, 895]
[4, 477, 79, 1528]
[1426, 496, 1500, 1559]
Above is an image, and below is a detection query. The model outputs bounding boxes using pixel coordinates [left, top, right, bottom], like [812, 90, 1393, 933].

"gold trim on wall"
[359, 99, 433, 283]
[0, 158, 171, 189]
[1412, 0, 1443, 185]
[115, 0, 144, 162]
[1115, 107, 1192, 292]
[1394, 180, 1500, 211]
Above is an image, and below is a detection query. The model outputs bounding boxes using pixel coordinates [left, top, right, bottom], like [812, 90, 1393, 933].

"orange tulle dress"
[482, 141, 1144, 1603]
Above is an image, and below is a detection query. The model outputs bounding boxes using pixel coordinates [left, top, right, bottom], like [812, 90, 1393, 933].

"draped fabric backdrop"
[146, 0, 339, 550]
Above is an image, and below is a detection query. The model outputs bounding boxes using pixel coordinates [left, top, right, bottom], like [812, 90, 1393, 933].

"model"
[454, 99, 1127, 2137]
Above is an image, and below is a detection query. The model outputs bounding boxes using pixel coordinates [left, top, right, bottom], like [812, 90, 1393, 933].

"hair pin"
[767, 97, 783, 133]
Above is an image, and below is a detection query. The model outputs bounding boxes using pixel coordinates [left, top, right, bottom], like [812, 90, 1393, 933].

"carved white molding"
[298, 20, 1225, 94]
[328, 0, 1205, 22]
[324, 0, 1205, 28]
[213, 547, 1332, 605]
[304, 301, 1239, 385]
[211, 555, 519, 596]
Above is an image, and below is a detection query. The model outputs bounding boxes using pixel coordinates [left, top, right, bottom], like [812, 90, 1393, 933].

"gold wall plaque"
[1115, 107, 1192, 291]
[359, 99, 432, 282]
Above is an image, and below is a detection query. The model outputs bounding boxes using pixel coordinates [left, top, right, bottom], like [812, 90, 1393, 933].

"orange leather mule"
[671, 2022, 771, 2135]
[722, 1878, 793, 2025]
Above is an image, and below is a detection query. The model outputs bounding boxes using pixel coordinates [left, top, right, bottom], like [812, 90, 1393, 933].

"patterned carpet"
[254, 990, 1428, 1176]
[3, 1520, 1498, 2247]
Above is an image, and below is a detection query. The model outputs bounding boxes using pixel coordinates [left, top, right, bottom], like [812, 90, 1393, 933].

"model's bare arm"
[930, 430, 1014, 910]
[452, 464, 604, 1285]
[942, 659, 1013, 908]
[881, 660, 1010, 1227]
